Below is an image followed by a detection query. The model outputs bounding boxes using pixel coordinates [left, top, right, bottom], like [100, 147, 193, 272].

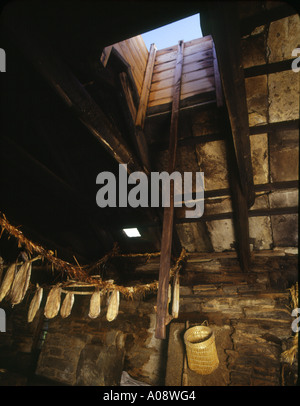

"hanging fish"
[10, 261, 32, 305]
[0, 263, 17, 302]
[28, 284, 43, 323]
[44, 285, 61, 319]
[88, 288, 101, 319]
[172, 272, 180, 319]
[106, 289, 119, 322]
[60, 292, 74, 319]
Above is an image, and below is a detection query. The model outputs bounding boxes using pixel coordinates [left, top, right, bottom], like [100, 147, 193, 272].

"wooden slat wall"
[101, 35, 149, 96]
[148, 36, 216, 108]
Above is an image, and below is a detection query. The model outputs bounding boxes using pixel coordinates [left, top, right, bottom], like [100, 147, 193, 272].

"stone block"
[268, 15, 300, 63]
[76, 343, 124, 386]
[242, 30, 266, 68]
[271, 214, 298, 247]
[195, 140, 229, 190]
[249, 216, 273, 250]
[249, 133, 269, 184]
[206, 219, 235, 252]
[245, 75, 268, 126]
[268, 71, 299, 123]
[269, 129, 299, 182]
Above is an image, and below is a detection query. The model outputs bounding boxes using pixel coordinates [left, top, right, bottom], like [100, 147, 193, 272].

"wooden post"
[135, 43, 157, 173]
[155, 40, 184, 340]
[201, 1, 255, 209]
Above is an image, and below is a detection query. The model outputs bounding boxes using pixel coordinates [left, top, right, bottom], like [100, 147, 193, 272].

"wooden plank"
[183, 35, 212, 48]
[148, 75, 215, 106]
[182, 75, 215, 96]
[183, 40, 213, 57]
[135, 43, 157, 129]
[212, 40, 223, 107]
[127, 36, 148, 68]
[155, 40, 212, 64]
[155, 36, 212, 57]
[135, 35, 149, 62]
[117, 40, 143, 91]
[155, 48, 213, 69]
[155, 40, 184, 340]
[153, 50, 213, 75]
[125, 39, 147, 79]
[125, 39, 146, 78]
[151, 66, 215, 93]
[152, 58, 214, 83]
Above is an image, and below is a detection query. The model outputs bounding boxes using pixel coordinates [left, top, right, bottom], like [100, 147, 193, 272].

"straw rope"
[0, 211, 187, 299]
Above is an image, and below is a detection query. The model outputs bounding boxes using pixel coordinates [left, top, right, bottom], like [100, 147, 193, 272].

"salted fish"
[10, 261, 32, 305]
[88, 288, 101, 319]
[0, 263, 17, 302]
[60, 292, 74, 318]
[172, 272, 180, 319]
[44, 285, 61, 319]
[106, 289, 119, 322]
[28, 284, 43, 323]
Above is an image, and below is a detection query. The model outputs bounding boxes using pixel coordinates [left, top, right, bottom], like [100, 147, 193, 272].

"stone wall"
[165, 253, 298, 386]
[34, 293, 166, 386]
[0, 253, 298, 386]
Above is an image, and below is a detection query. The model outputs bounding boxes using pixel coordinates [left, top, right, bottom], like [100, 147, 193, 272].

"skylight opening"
[141, 14, 202, 51]
[123, 228, 141, 238]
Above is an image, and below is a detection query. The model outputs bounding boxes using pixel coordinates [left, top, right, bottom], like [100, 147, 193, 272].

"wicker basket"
[184, 323, 219, 375]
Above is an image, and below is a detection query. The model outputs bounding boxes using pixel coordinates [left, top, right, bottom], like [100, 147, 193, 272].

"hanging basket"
[183, 322, 219, 375]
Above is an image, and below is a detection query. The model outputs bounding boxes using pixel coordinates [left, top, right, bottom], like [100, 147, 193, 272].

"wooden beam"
[244, 59, 295, 78]
[177, 180, 299, 201]
[249, 119, 299, 135]
[151, 119, 299, 152]
[7, 23, 143, 175]
[212, 40, 223, 107]
[133, 43, 157, 173]
[174, 206, 299, 225]
[136, 43, 157, 129]
[155, 40, 184, 340]
[201, 2, 255, 209]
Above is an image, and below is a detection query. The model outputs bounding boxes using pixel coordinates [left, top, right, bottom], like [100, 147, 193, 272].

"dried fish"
[60, 292, 74, 318]
[10, 261, 32, 305]
[0, 263, 17, 302]
[106, 289, 119, 322]
[172, 272, 180, 319]
[88, 288, 101, 319]
[28, 284, 43, 323]
[44, 285, 61, 319]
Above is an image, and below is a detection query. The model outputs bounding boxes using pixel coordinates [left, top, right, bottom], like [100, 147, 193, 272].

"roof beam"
[201, 1, 255, 209]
